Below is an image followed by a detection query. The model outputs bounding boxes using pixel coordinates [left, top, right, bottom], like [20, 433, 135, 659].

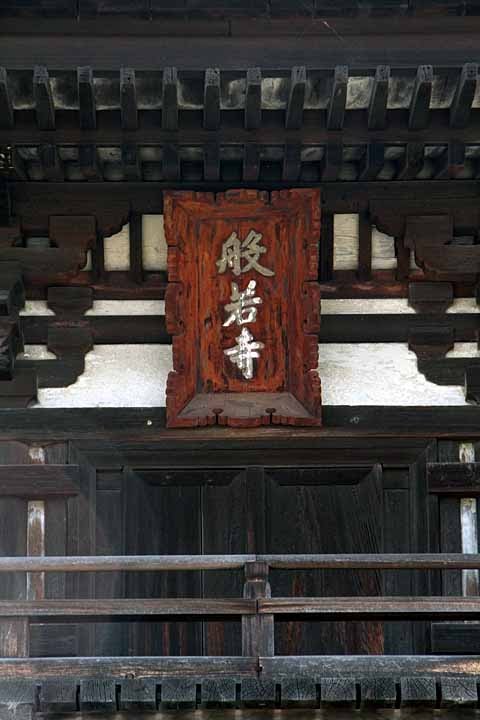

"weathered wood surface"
[165, 189, 321, 427]
[428, 463, 480, 495]
[0, 598, 256, 617]
[0, 465, 79, 497]
[0, 553, 479, 573]
[259, 596, 480, 619]
[0, 657, 258, 679]
[260, 655, 480, 678]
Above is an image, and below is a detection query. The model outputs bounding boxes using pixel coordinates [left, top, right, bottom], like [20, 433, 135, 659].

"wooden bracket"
[408, 282, 454, 313]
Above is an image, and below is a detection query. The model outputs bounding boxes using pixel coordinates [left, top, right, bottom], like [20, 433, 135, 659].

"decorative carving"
[165, 189, 321, 428]
[0, 216, 97, 283]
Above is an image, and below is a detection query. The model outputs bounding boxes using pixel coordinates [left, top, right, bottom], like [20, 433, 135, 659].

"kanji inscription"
[165, 189, 322, 427]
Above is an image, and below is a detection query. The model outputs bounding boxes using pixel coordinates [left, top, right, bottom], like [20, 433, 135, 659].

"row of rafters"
[0, 64, 478, 135]
[3, 141, 480, 183]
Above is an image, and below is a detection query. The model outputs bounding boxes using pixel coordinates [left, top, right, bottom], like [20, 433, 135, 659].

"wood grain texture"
[164, 189, 321, 427]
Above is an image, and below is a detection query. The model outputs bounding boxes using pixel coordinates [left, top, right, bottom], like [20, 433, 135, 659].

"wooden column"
[242, 561, 274, 657]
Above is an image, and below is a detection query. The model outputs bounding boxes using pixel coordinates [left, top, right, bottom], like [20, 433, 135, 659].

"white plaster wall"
[22, 341, 474, 408]
[18, 297, 479, 408]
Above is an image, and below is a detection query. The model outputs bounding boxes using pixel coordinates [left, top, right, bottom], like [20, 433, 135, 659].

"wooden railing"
[1, 554, 480, 683]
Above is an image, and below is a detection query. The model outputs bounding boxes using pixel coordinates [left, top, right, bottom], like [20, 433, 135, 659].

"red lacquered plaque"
[165, 189, 321, 427]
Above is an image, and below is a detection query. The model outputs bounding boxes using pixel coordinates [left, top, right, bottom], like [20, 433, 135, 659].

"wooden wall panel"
[266, 467, 384, 655]
[125, 470, 202, 656]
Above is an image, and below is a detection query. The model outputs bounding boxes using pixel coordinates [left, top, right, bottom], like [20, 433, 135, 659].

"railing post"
[242, 561, 274, 657]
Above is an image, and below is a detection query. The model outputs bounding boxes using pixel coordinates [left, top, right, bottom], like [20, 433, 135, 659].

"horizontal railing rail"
[0, 553, 480, 572]
[1, 553, 478, 665]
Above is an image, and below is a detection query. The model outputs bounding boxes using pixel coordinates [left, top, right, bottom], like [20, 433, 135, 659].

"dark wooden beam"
[320, 143, 343, 181]
[409, 64, 433, 130]
[122, 143, 142, 181]
[450, 62, 478, 129]
[358, 142, 385, 181]
[78, 144, 103, 181]
[397, 142, 424, 180]
[0, 465, 79, 498]
[259, 596, 480, 619]
[33, 66, 55, 131]
[319, 210, 334, 280]
[129, 211, 143, 284]
[162, 67, 178, 131]
[204, 142, 220, 182]
[77, 66, 96, 130]
[282, 143, 301, 181]
[368, 65, 390, 131]
[243, 143, 260, 181]
[357, 212, 372, 280]
[0, 67, 13, 129]
[285, 65, 306, 130]
[428, 462, 480, 495]
[203, 68, 220, 131]
[245, 67, 262, 130]
[120, 67, 138, 131]
[162, 142, 179, 181]
[0, 598, 256, 617]
[431, 623, 480, 654]
[434, 140, 465, 179]
[0, 657, 258, 680]
[327, 65, 348, 131]
[39, 144, 64, 182]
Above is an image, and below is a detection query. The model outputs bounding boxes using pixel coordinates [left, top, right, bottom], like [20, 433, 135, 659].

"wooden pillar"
[242, 561, 274, 657]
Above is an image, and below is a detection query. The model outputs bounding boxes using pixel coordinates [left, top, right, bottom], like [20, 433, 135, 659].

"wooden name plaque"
[165, 189, 321, 428]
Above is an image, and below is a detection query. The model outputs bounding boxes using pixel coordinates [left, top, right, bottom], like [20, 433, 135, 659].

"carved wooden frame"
[165, 189, 321, 428]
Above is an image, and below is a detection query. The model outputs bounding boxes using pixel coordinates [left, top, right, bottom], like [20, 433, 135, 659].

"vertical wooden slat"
[122, 143, 141, 181]
[243, 143, 260, 182]
[368, 65, 390, 131]
[327, 65, 348, 130]
[120, 67, 138, 131]
[245, 68, 262, 130]
[162, 67, 178, 131]
[162, 143, 179, 181]
[319, 210, 334, 281]
[282, 143, 301, 182]
[397, 143, 424, 180]
[450, 63, 478, 129]
[0, 67, 13, 129]
[358, 212, 372, 281]
[33, 66, 55, 131]
[242, 561, 274, 657]
[358, 143, 385, 181]
[204, 142, 220, 182]
[320, 143, 343, 181]
[79, 144, 103, 181]
[203, 68, 220, 131]
[77, 66, 96, 130]
[129, 212, 143, 284]
[26, 501, 45, 602]
[39, 144, 64, 182]
[409, 65, 433, 131]
[285, 66, 306, 130]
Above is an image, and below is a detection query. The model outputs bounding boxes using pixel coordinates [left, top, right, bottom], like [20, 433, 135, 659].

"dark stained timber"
[358, 143, 385, 181]
[428, 462, 480, 495]
[243, 143, 260, 181]
[368, 65, 390, 130]
[77, 66, 96, 130]
[320, 143, 343, 181]
[282, 143, 301, 181]
[162, 67, 178, 131]
[409, 64, 433, 131]
[327, 65, 348, 131]
[0, 68, 13, 129]
[245, 67, 262, 130]
[78, 144, 103, 181]
[38, 144, 64, 182]
[397, 142, 424, 180]
[33, 66, 55, 131]
[0, 465, 80, 497]
[120, 67, 138, 131]
[204, 68, 221, 131]
[450, 63, 478, 129]
[285, 66, 306, 130]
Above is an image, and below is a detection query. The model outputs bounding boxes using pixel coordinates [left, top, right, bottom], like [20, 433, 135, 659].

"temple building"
[1, 0, 480, 716]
